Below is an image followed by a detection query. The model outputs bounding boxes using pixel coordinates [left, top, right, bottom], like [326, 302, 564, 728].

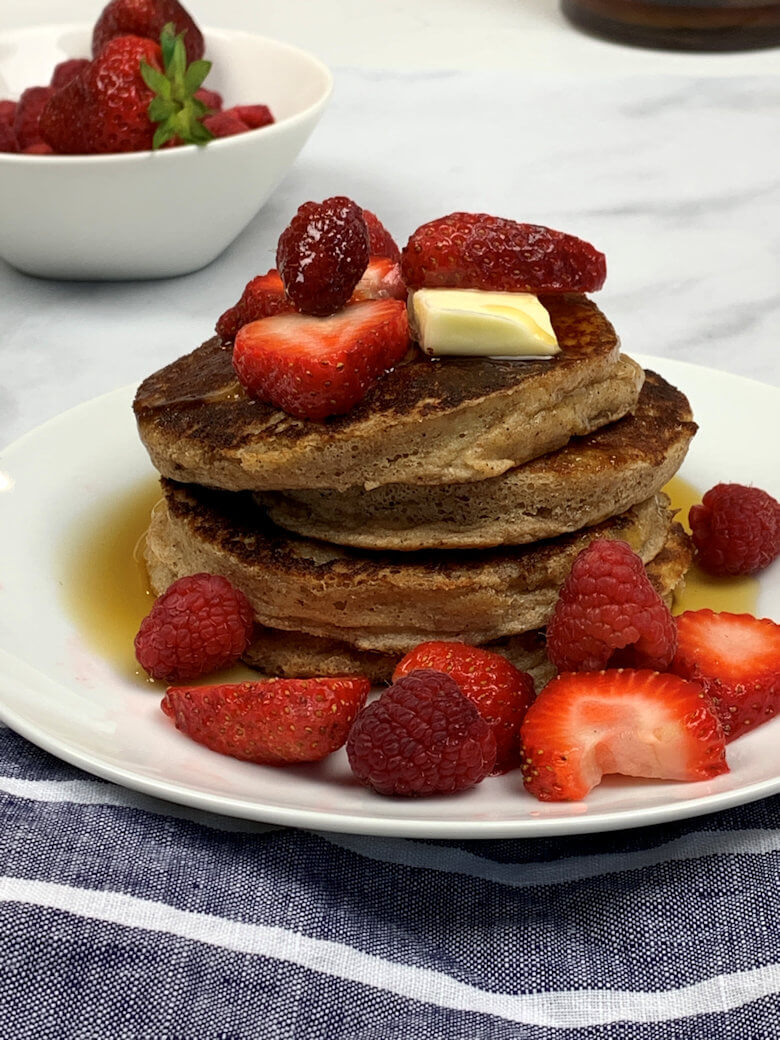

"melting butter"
[410, 288, 560, 358]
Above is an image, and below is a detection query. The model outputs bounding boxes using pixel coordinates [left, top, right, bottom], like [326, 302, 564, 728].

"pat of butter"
[410, 288, 560, 358]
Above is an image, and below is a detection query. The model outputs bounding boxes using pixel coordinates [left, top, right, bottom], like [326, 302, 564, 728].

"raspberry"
[13, 86, 53, 150]
[546, 539, 677, 673]
[276, 196, 370, 317]
[401, 212, 607, 293]
[50, 59, 91, 90]
[202, 110, 249, 139]
[134, 573, 254, 682]
[689, 483, 780, 576]
[346, 669, 497, 796]
[0, 102, 17, 153]
[362, 209, 401, 263]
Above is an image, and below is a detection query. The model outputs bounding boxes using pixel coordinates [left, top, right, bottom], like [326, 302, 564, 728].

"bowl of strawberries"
[0, 1, 332, 280]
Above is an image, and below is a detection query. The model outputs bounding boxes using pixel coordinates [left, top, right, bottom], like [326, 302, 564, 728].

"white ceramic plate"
[0, 354, 778, 838]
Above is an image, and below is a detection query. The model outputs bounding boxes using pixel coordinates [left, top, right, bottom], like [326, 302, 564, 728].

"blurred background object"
[561, 0, 780, 50]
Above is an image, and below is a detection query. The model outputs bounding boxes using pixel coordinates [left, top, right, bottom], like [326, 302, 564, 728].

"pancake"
[133, 294, 644, 493]
[146, 523, 692, 689]
[258, 370, 696, 550]
[145, 479, 677, 655]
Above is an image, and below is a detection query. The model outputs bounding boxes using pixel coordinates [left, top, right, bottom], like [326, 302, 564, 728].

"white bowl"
[0, 24, 332, 280]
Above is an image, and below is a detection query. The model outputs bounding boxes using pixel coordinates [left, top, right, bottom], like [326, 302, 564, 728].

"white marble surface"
[1, 1, 779, 449]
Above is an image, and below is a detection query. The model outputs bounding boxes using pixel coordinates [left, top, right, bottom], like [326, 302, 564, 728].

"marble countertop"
[1, 0, 778, 449]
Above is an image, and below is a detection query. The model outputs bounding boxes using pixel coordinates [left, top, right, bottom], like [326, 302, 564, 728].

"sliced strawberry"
[670, 610, 780, 742]
[350, 257, 407, 303]
[393, 641, 534, 773]
[520, 670, 727, 801]
[233, 298, 410, 420]
[215, 269, 293, 342]
[161, 676, 371, 764]
[401, 212, 606, 293]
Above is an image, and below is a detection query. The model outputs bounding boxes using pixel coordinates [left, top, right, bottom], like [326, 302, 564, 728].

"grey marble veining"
[0, 71, 778, 448]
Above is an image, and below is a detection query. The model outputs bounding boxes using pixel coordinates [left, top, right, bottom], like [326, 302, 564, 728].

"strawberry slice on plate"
[519, 669, 727, 801]
[161, 676, 371, 764]
[393, 641, 534, 774]
[215, 269, 292, 342]
[671, 610, 780, 742]
[233, 298, 410, 420]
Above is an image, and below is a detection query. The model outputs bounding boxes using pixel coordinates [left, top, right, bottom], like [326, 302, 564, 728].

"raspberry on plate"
[671, 610, 780, 741]
[689, 483, 780, 576]
[162, 676, 370, 764]
[346, 669, 497, 796]
[546, 538, 677, 673]
[520, 669, 727, 802]
[393, 642, 534, 773]
[401, 212, 606, 293]
[232, 298, 409, 421]
[276, 196, 371, 316]
[135, 572, 254, 682]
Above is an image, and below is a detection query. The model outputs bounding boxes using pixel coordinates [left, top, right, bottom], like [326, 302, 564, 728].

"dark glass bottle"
[561, 0, 780, 51]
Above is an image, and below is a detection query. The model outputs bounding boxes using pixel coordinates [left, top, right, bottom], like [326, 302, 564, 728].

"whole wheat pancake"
[133, 294, 643, 493]
[146, 521, 692, 688]
[258, 370, 696, 550]
[145, 479, 677, 655]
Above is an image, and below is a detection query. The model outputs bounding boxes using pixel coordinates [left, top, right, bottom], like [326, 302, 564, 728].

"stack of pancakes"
[133, 293, 696, 688]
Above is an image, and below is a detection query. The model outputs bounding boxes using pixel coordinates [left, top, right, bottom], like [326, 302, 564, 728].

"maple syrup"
[561, 0, 780, 51]
[59, 476, 258, 688]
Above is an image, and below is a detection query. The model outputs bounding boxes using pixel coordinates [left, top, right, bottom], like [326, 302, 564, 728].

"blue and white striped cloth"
[0, 720, 777, 1039]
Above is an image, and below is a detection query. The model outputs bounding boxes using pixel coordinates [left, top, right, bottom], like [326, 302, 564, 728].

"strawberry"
[13, 86, 54, 150]
[161, 676, 371, 764]
[92, 0, 204, 63]
[401, 212, 606, 293]
[362, 209, 401, 263]
[233, 298, 410, 421]
[350, 257, 407, 303]
[393, 642, 535, 773]
[40, 26, 213, 155]
[202, 109, 250, 139]
[215, 269, 293, 342]
[520, 670, 727, 801]
[670, 610, 780, 742]
[229, 104, 274, 130]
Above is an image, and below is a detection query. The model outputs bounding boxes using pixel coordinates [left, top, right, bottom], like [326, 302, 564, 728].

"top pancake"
[133, 293, 643, 492]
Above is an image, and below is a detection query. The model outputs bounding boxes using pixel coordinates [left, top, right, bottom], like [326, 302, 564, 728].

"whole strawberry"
[93, 0, 205, 63]
[135, 572, 254, 682]
[40, 26, 213, 154]
[162, 676, 370, 764]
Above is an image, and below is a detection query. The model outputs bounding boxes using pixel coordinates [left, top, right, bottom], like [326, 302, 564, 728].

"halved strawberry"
[362, 209, 401, 263]
[350, 257, 407, 303]
[215, 269, 293, 342]
[393, 641, 534, 773]
[670, 610, 780, 742]
[233, 298, 409, 420]
[519, 669, 727, 801]
[161, 676, 371, 764]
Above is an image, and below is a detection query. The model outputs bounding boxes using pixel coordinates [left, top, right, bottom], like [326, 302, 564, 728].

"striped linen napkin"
[0, 720, 777, 1039]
